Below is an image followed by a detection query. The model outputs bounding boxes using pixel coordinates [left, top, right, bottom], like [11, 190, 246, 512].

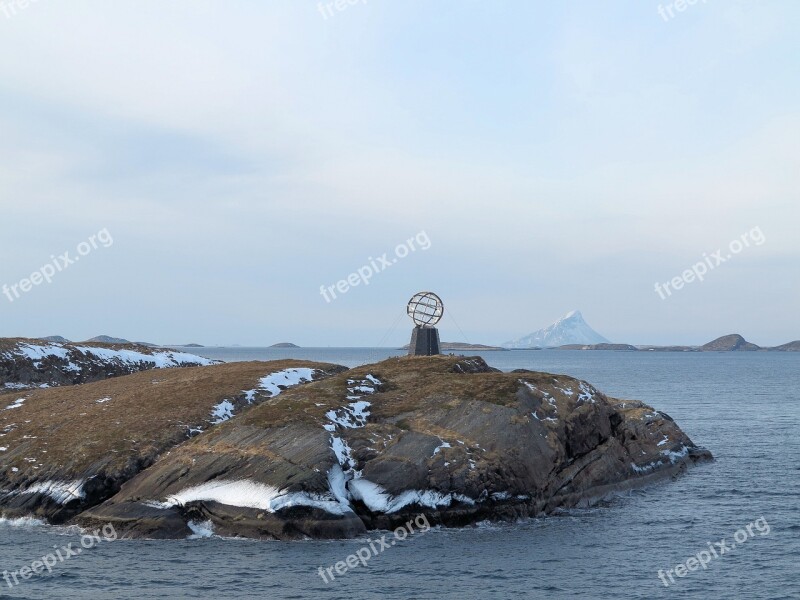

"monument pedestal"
[408, 326, 441, 356]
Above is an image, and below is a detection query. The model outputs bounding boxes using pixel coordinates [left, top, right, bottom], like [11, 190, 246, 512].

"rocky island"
[0, 338, 216, 391]
[0, 348, 712, 540]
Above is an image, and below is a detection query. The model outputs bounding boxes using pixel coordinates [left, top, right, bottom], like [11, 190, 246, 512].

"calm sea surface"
[1, 349, 798, 599]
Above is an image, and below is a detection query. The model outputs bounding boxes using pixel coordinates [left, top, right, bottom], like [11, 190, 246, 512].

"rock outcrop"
[61, 356, 712, 539]
[0, 338, 216, 390]
[0, 360, 347, 524]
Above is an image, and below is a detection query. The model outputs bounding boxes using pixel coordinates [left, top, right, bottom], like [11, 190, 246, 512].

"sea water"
[0, 350, 798, 599]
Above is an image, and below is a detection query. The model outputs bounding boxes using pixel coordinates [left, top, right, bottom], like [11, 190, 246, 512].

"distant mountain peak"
[503, 310, 610, 348]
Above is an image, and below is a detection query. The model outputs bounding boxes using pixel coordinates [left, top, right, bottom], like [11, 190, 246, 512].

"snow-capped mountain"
[503, 310, 610, 348]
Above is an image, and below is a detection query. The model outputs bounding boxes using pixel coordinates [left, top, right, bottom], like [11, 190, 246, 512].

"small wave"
[0, 515, 46, 528]
[187, 520, 216, 539]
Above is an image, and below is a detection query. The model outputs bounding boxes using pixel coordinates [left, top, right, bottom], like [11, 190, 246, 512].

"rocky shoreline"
[0, 354, 712, 540]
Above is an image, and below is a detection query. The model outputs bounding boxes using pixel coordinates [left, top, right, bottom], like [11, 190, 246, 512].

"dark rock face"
[69, 356, 711, 540]
[0, 338, 216, 390]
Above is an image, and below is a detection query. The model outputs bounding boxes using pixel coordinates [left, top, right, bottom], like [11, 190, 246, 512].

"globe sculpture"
[407, 291, 443, 356]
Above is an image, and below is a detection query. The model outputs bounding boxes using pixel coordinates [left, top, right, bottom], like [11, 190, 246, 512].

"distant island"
[554, 334, 800, 352]
[502, 311, 798, 353]
[270, 342, 300, 348]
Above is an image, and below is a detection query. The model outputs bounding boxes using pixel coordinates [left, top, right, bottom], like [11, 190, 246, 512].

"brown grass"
[0, 360, 343, 480]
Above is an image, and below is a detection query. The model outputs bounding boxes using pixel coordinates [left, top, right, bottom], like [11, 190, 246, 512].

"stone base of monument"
[408, 326, 441, 356]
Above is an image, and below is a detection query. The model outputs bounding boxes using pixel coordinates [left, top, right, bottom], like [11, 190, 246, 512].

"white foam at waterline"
[187, 520, 215, 539]
[0, 516, 47, 527]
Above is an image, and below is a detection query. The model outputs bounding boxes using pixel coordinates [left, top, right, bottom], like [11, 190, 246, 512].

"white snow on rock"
[577, 382, 597, 404]
[2, 342, 216, 384]
[330, 436, 356, 470]
[3, 383, 29, 390]
[14, 343, 70, 362]
[160, 479, 352, 516]
[8, 480, 86, 504]
[323, 375, 379, 432]
[325, 400, 371, 429]
[210, 400, 235, 424]
[349, 478, 474, 514]
[433, 441, 451, 456]
[254, 368, 318, 397]
[74, 346, 215, 368]
[208, 368, 320, 424]
[327, 464, 349, 506]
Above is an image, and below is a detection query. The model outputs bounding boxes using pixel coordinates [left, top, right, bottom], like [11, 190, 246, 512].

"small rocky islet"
[0, 339, 712, 540]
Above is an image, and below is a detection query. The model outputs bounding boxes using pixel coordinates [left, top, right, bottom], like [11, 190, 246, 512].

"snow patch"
[74, 346, 215, 368]
[11, 480, 86, 504]
[577, 382, 596, 404]
[161, 480, 351, 515]
[349, 479, 471, 514]
[210, 400, 235, 424]
[433, 441, 451, 456]
[330, 436, 355, 470]
[325, 400, 371, 429]
[255, 368, 317, 397]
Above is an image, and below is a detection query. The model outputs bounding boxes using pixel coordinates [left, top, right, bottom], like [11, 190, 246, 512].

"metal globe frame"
[407, 291, 444, 327]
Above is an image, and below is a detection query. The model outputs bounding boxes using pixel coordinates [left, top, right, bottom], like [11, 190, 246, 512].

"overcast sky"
[0, 1, 797, 347]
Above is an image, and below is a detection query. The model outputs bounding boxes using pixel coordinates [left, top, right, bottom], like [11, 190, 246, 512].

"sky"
[0, 0, 797, 347]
